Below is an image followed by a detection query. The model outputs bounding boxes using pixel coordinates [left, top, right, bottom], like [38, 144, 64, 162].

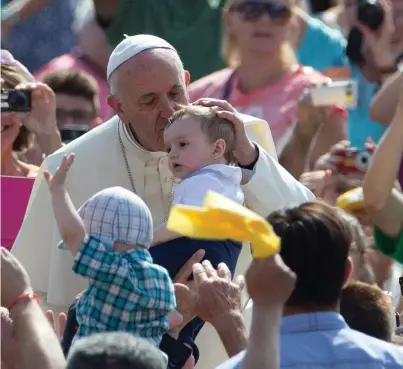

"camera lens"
[8, 91, 30, 111]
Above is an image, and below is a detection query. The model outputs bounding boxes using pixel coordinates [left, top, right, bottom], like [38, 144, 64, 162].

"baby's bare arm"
[50, 186, 85, 256]
[45, 154, 85, 256]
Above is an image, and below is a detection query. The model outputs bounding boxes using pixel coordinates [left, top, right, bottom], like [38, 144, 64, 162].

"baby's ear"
[211, 138, 226, 159]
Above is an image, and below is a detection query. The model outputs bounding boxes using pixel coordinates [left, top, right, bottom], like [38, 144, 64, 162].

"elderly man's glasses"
[229, 1, 291, 23]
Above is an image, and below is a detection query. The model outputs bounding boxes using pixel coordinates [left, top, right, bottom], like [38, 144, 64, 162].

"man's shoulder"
[45, 117, 119, 170]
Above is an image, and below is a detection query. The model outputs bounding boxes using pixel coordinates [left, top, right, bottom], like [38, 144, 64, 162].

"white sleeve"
[172, 175, 228, 207]
[242, 144, 315, 217]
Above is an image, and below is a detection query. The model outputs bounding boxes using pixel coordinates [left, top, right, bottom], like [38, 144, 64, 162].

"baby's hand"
[44, 154, 75, 192]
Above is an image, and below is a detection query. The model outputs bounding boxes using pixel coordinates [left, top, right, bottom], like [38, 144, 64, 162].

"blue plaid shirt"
[72, 235, 176, 346]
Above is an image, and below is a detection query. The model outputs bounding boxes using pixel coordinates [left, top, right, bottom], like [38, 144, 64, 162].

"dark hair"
[340, 281, 393, 342]
[40, 68, 99, 113]
[266, 201, 352, 308]
[166, 105, 236, 163]
[66, 332, 166, 369]
[1, 64, 33, 152]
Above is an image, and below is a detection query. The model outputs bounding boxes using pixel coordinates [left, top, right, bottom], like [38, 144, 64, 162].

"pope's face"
[108, 49, 190, 151]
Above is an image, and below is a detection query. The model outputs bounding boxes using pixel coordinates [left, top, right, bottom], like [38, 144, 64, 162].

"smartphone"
[310, 80, 357, 108]
[1, 89, 32, 112]
[159, 334, 192, 369]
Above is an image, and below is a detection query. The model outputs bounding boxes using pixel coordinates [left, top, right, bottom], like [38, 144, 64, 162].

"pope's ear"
[184, 70, 190, 86]
[107, 95, 128, 124]
[107, 94, 119, 112]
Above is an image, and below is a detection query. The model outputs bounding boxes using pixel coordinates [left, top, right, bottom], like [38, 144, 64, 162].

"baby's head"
[164, 105, 236, 179]
[60, 187, 153, 251]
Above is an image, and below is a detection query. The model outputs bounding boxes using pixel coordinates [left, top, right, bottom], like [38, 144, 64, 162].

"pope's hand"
[15, 82, 58, 137]
[245, 254, 295, 308]
[192, 98, 258, 166]
[193, 260, 244, 328]
[44, 154, 75, 193]
[1, 247, 33, 308]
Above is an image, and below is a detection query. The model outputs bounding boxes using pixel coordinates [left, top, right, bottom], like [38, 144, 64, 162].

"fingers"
[192, 98, 237, 113]
[58, 312, 67, 338]
[63, 153, 76, 169]
[365, 137, 376, 152]
[45, 310, 56, 332]
[234, 274, 245, 291]
[57, 154, 75, 174]
[216, 110, 242, 127]
[202, 260, 217, 278]
[43, 171, 52, 184]
[167, 309, 184, 330]
[174, 249, 205, 283]
[217, 262, 232, 280]
[15, 82, 54, 105]
[192, 263, 208, 284]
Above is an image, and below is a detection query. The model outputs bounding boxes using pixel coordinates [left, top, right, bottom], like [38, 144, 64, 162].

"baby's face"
[164, 116, 218, 179]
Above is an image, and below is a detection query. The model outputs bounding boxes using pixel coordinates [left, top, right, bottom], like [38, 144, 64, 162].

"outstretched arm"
[364, 96, 403, 238]
[44, 154, 85, 256]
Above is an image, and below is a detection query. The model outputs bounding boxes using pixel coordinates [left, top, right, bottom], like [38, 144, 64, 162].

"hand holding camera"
[18, 82, 57, 136]
[295, 81, 332, 140]
[347, 0, 396, 69]
[1, 82, 58, 137]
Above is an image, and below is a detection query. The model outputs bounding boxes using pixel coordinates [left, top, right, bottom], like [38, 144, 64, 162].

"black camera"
[346, 0, 385, 65]
[0, 89, 32, 112]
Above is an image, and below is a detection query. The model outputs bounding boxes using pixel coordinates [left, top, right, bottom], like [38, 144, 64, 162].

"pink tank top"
[189, 66, 345, 151]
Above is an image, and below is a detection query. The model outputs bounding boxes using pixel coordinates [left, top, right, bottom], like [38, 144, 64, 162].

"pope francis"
[12, 35, 314, 367]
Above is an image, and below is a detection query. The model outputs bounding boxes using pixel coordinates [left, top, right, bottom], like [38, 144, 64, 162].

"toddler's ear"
[211, 138, 226, 159]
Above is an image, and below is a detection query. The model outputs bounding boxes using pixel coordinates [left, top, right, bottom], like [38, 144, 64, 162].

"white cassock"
[12, 114, 314, 368]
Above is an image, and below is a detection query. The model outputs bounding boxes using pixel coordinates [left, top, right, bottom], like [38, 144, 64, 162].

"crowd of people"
[2, 0, 403, 368]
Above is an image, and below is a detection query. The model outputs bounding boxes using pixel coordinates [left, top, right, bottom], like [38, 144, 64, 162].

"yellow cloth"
[167, 191, 280, 259]
[335, 187, 364, 212]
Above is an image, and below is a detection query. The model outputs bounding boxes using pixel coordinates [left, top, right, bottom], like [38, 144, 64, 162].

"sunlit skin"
[107, 49, 190, 152]
[163, 116, 227, 179]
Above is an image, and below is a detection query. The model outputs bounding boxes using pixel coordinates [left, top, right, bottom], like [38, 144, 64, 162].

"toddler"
[44, 155, 176, 346]
[153, 105, 244, 245]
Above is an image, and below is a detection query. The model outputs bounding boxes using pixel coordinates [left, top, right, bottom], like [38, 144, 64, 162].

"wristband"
[7, 292, 39, 311]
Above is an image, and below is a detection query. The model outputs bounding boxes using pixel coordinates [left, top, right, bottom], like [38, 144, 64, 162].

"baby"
[44, 155, 176, 346]
[152, 105, 245, 245]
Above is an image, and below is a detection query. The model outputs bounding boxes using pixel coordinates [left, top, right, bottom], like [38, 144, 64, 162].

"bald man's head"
[107, 48, 190, 151]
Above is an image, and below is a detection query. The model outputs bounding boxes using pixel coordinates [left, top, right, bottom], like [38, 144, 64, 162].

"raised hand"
[44, 154, 75, 193]
[245, 254, 295, 308]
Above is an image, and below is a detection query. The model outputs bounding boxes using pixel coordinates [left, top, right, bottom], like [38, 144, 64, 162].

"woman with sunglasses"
[189, 0, 346, 176]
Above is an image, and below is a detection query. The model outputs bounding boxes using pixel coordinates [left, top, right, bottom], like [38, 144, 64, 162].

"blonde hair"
[1, 64, 33, 152]
[167, 105, 236, 163]
[222, 0, 298, 68]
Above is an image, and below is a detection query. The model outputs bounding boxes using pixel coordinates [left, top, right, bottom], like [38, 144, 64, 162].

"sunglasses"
[229, 1, 291, 23]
